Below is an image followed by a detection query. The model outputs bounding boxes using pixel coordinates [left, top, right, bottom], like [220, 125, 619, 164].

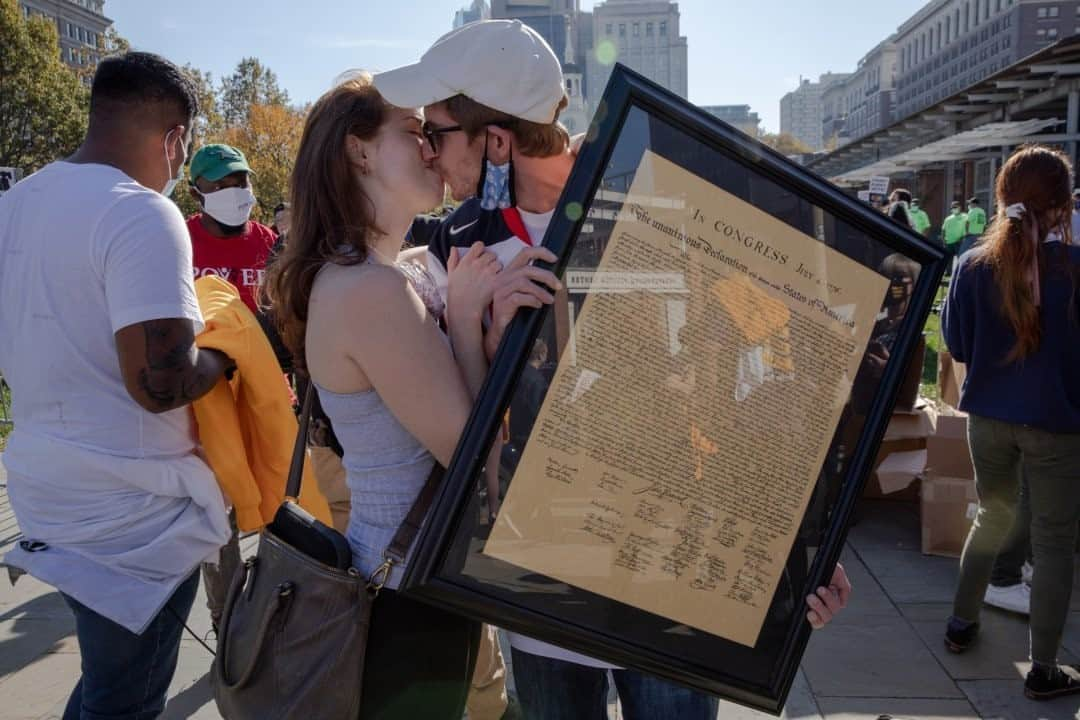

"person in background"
[0, 52, 233, 719]
[941, 200, 967, 266]
[185, 142, 279, 632]
[886, 188, 915, 230]
[943, 144, 1080, 701]
[910, 197, 932, 238]
[186, 144, 277, 315]
[272, 200, 291, 241]
[961, 196, 987, 256]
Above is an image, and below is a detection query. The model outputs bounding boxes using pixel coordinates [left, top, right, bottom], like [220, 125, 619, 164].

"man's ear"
[167, 127, 185, 162]
[486, 125, 513, 164]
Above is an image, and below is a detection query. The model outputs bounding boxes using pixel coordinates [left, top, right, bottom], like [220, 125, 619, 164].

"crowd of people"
[0, 15, 1075, 720]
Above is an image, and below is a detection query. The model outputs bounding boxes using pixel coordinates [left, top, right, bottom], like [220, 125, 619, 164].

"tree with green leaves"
[182, 64, 224, 141]
[219, 57, 289, 128]
[0, 0, 89, 173]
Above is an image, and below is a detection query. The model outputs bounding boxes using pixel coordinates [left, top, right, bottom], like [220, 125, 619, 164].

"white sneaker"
[1023, 561, 1034, 585]
[984, 583, 1031, 615]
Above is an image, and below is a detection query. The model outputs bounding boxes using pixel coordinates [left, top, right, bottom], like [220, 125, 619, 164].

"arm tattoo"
[136, 320, 218, 410]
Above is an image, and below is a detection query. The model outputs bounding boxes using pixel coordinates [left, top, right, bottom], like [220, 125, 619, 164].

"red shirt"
[187, 215, 277, 314]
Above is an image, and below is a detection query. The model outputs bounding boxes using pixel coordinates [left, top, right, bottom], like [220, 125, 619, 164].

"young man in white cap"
[375, 19, 851, 719]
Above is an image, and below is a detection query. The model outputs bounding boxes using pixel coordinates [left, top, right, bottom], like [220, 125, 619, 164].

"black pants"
[359, 588, 481, 720]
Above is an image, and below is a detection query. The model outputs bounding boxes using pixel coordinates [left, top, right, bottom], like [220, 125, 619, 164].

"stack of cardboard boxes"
[865, 349, 978, 557]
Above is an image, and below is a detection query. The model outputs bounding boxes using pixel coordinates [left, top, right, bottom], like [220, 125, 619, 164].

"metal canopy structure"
[832, 119, 1061, 184]
[811, 36, 1080, 184]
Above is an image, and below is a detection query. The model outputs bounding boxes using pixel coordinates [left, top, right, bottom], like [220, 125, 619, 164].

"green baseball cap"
[189, 144, 253, 183]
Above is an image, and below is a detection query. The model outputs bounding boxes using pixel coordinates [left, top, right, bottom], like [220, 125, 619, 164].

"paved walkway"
[3, 455, 1079, 719]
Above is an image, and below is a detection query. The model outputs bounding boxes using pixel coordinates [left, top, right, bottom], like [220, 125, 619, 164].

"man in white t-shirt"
[0, 52, 233, 718]
[377, 21, 852, 719]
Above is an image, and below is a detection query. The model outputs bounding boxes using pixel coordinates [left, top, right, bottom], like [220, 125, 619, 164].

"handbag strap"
[285, 382, 315, 500]
[367, 463, 445, 589]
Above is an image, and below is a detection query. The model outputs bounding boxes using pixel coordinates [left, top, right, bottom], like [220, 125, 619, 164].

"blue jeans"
[61, 571, 199, 720]
[510, 647, 719, 720]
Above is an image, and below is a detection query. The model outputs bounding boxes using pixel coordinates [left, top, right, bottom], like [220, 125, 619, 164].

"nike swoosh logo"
[449, 219, 479, 236]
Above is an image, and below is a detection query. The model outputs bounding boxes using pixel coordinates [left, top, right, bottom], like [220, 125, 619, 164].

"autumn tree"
[0, 0, 89, 172]
[222, 103, 306, 223]
[220, 57, 289, 128]
[760, 132, 813, 156]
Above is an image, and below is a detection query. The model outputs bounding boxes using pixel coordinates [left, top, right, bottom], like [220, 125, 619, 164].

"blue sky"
[105, 0, 926, 132]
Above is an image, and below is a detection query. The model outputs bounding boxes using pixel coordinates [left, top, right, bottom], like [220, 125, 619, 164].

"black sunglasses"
[421, 122, 463, 155]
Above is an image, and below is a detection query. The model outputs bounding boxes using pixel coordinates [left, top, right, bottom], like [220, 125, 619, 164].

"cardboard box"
[939, 350, 967, 410]
[876, 449, 927, 494]
[883, 402, 937, 442]
[926, 412, 973, 479]
[863, 437, 927, 502]
[921, 473, 978, 557]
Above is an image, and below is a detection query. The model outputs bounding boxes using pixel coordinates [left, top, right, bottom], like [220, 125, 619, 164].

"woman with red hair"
[943, 144, 1080, 700]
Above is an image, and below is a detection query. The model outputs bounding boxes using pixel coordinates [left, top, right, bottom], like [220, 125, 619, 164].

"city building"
[487, 0, 592, 133]
[699, 105, 762, 138]
[892, 0, 1072, 120]
[838, 42, 898, 144]
[821, 78, 851, 147]
[19, 0, 112, 71]
[780, 73, 849, 151]
[491, 0, 582, 65]
[585, 0, 688, 110]
[814, 0, 1079, 146]
[454, 0, 490, 27]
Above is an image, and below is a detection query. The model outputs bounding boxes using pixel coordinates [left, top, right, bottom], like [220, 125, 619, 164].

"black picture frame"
[401, 64, 947, 714]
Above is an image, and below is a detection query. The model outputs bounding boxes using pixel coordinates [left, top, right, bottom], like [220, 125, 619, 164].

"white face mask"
[162, 129, 186, 197]
[197, 185, 256, 227]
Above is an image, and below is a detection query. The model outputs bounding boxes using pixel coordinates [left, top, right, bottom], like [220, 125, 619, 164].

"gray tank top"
[315, 383, 434, 589]
[313, 258, 445, 589]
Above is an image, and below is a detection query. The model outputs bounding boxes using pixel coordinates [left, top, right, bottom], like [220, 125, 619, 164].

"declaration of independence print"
[485, 150, 890, 647]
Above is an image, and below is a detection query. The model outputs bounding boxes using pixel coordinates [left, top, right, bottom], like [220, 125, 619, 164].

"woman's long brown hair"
[971, 144, 1075, 362]
[263, 74, 387, 369]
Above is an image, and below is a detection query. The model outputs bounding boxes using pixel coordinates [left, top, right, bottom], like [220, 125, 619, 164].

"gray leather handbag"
[211, 385, 441, 719]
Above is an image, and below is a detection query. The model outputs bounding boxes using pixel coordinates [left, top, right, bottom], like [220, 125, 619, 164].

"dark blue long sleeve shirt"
[942, 241, 1080, 433]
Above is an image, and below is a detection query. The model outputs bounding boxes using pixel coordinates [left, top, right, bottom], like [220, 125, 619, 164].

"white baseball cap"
[373, 20, 565, 125]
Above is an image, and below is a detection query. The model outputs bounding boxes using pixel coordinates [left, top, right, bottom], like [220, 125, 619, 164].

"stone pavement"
[3, 454, 1080, 719]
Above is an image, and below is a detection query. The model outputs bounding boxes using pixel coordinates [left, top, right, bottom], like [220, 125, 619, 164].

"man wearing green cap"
[186, 143, 277, 315]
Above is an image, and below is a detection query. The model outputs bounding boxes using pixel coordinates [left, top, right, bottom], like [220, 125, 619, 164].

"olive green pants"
[952, 414, 1080, 663]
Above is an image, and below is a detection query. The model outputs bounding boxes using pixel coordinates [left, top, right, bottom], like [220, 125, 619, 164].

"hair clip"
[1005, 202, 1026, 220]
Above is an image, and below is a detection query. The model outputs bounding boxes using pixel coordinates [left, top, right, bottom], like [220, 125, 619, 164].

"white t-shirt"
[0, 162, 203, 457]
[503, 207, 619, 670]
[0, 162, 229, 633]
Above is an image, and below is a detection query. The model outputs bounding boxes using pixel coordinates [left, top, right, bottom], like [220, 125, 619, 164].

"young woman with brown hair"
[264, 73, 559, 718]
[943, 144, 1080, 700]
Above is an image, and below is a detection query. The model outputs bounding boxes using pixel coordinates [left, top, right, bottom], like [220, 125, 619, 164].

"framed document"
[402, 64, 947, 714]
